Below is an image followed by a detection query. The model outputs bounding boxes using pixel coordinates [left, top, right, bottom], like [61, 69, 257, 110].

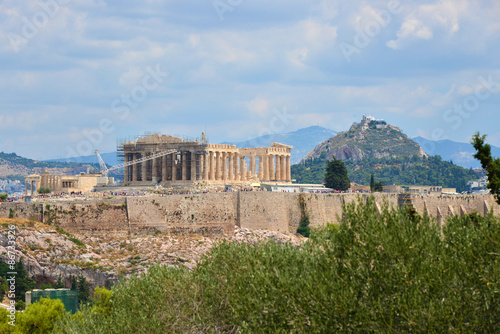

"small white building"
[260, 183, 332, 193]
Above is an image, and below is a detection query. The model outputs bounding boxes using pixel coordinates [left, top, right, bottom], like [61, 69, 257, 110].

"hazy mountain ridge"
[0, 152, 98, 179]
[222, 126, 337, 164]
[412, 137, 500, 169]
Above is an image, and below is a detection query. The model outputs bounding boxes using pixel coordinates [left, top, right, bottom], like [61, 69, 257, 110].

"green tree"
[78, 276, 90, 306]
[71, 275, 77, 290]
[324, 159, 350, 191]
[13, 258, 36, 303]
[37, 187, 51, 194]
[471, 132, 500, 204]
[55, 275, 64, 289]
[16, 297, 65, 334]
[0, 193, 7, 201]
[370, 174, 375, 192]
[373, 182, 384, 192]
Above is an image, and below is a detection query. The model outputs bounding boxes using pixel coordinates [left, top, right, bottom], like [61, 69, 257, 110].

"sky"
[0, 0, 499, 160]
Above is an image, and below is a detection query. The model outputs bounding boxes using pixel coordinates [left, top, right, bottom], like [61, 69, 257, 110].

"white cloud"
[245, 98, 271, 117]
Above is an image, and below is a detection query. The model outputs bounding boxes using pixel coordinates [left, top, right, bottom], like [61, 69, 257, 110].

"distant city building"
[467, 177, 489, 194]
[261, 183, 331, 193]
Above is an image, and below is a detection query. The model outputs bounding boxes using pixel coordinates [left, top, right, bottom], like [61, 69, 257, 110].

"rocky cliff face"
[0, 217, 303, 291]
[303, 117, 427, 162]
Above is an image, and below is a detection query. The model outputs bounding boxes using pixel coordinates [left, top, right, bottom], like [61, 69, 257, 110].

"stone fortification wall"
[126, 193, 236, 235]
[0, 193, 499, 236]
[0, 199, 129, 237]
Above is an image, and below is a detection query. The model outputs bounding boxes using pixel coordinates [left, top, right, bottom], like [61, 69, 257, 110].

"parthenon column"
[181, 152, 187, 181]
[130, 154, 136, 182]
[240, 157, 246, 181]
[280, 156, 286, 181]
[258, 156, 264, 180]
[276, 155, 281, 181]
[200, 153, 206, 181]
[25, 181, 28, 196]
[234, 153, 240, 181]
[215, 152, 221, 180]
[31, 181, 34, 196]
[209, 152, 215, 181]
[152, 157, 158, 183]
[162, 155, 168, 181]
[222, 152, 227, 181]
[286, 156, 291, 181]
[142, 152, 148, 182]
[228, 153, 234, 181]
[263, 155, 269, 180]
[269, 155, 275, 180]
[172, 154, 177, 181]
[190, 152, 196, 181]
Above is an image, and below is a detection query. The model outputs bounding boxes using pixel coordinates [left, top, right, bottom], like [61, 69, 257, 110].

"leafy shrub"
[55, 198, 500, 333]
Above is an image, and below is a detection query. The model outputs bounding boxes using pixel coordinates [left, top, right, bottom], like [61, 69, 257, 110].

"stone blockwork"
[0, 193, 499, 237]
[0, 199, 129, 238]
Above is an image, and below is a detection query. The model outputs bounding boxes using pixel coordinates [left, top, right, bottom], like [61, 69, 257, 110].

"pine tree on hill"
[324, 159, 350, 191]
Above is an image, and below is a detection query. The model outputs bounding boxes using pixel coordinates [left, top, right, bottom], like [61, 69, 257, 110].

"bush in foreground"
[53, 198, 500, 333]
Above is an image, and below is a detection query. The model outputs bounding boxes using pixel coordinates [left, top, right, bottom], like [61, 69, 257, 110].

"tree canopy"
[471, 132, 500, 204]
[324, 159, 350, 191]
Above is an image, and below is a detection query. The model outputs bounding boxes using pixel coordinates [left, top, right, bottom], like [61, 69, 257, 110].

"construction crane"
[94, 149, 178, 177]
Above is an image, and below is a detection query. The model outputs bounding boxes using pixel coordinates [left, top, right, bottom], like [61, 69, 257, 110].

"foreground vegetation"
[49, 199, 500, 333]
[2, 199, 498, 332]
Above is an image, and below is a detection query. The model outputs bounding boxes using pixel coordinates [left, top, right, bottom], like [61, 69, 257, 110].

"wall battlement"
[0, 193, 498, 236]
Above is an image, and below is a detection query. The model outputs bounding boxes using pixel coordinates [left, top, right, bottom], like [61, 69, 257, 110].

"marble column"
[201, 154, 206, 181]
[249, 156, 255, 178]
[280, 156, 286, 181]
[240, 157, 246, 181]
[132, 154, 137, 182]
[172, 154, 177, 181]
[209, 152, 215, 181]
[258, 156, 264, 180]
[215, 152, 221, 180]
[142, 152, 148, 182]
[181, 152, 187, 181]
[264, 155, 269, 180]
[222, 152, 227, 181]
[269, 155, 275, 180]
[162, 155, 168, 181]
[25, 181, 28, 196]
[152, 157, 158, 183]
[228, 153, 234, 181]
[286, 156, 291, 181]
[276, 155, 281, 181]
[31, 181, 34, 196]
[191, 152, 197, 181]
[234, 153, 240, 181]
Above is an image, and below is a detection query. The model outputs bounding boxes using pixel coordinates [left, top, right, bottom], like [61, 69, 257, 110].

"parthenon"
[119, 133, 292, 186]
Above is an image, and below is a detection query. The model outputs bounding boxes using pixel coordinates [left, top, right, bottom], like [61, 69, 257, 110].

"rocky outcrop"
[303, 116, 427, 162]
[0, 217, 304, 290]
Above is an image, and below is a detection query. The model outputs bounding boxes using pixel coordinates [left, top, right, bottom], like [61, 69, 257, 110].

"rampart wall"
[0, 193, 498, 237]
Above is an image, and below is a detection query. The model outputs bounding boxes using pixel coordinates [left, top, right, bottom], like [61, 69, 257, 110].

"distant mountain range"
[222, 126, 337, 164]
[45, 127, 500, 170]
[412, 137, 500, 169]
[0, 152, 98, 181]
